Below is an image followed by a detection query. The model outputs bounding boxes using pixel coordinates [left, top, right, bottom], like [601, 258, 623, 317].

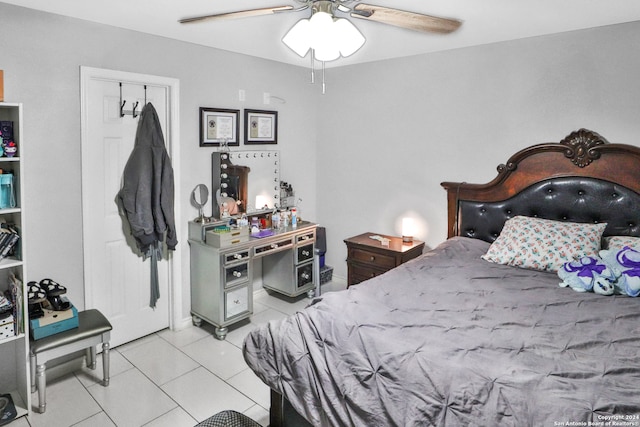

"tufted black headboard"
[457, 177, 640, 243]
[442, 129, 640, 243]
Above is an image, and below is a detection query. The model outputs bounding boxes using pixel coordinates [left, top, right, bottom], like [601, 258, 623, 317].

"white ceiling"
[4, 0, 640, 68]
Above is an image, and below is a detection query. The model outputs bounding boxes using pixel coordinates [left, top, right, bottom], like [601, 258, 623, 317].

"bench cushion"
[31, 309, 112, 354]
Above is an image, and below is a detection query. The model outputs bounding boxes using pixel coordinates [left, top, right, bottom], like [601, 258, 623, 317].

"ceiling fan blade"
[351, 3, 461, 34]
[179, 5, 294, 24]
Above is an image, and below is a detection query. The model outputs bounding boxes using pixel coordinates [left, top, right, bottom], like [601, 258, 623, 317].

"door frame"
[79, 66, 182, 332]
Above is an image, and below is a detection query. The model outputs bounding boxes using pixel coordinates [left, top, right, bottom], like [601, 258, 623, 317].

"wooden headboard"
[441, 129, 640, 242]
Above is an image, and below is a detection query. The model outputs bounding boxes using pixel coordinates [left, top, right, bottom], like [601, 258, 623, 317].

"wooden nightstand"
[344, 232, 425, 287]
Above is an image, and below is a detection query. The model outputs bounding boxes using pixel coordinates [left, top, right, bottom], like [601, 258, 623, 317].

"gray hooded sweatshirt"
[118, 102, 177, 307]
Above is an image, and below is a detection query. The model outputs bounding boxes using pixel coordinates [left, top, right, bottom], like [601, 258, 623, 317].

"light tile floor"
[16, 280, 347, 427]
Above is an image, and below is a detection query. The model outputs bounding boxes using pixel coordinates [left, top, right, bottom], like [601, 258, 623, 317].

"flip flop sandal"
[40, 278, 67, 297]
[27, 281, 47, 304]
[48, 294, 70, 311]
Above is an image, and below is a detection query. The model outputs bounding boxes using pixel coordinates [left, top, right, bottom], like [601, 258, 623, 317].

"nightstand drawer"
[349, 247, 396, 269]
[349, 262, 388, 282]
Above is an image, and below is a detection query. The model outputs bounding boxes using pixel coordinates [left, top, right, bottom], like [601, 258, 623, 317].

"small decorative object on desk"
[280, 181, 296, 208]
[253, 229, 275, 238]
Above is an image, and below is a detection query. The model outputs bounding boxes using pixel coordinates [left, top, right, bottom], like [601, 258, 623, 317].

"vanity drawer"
[348, 247, 396, 269]
[223, 249, 250, 265]
[225, 285, 249, 320]
[254, 237, 293, 256]
[296, 262, 314, 289]
[296, 243, 314, 264]
[224, 262, 249, 288]
[296, 231, 315, 244]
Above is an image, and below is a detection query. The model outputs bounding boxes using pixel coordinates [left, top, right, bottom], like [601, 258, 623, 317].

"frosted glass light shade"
[282, 18, 311, 57]
[283, 12, 366, 61]
[334, 18, 365, 57]
[309, 12, 339, 61]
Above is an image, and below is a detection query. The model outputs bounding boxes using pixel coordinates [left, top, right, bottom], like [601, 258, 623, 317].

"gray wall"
[0, 3, 318, 321]
[2, 3, 640, 318]
[316, 22, 640, 279]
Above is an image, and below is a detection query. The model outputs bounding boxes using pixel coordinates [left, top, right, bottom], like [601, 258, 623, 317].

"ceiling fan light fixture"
[334, 18, 365, 57]
[309, 11, 340, 61]
[282, 18, 312, 57]
[309, 11, 334, 45]
[314, 43, 340, 62]
[283, 7, 366, 62]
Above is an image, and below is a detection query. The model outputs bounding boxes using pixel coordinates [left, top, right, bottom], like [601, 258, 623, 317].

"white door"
[81, 68, 180, 347]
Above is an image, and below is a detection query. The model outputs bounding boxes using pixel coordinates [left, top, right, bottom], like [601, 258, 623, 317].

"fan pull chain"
[310, 50, 315, 84]
[308, 49, 326, 94]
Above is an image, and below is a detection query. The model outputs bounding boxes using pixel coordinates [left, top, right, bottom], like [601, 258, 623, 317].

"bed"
[243, 129, 640, 427]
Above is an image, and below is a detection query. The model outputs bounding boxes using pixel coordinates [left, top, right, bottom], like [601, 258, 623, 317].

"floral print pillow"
[482, 216, 607, 272]
[603, 235, 640, 251]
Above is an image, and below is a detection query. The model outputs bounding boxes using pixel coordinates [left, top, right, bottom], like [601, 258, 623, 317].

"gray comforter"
[243, 237, 640, 426]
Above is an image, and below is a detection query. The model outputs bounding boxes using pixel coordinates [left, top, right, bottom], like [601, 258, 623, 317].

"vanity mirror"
[190, 183, 210, 223]
[212, 150, 279, 218]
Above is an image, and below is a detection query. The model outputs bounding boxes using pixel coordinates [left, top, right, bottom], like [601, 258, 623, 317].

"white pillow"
[482, 216, 607, 272]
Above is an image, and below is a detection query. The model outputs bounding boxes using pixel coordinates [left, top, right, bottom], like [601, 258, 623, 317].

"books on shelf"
[0, 224, 19, 261]
[9, 273, 23, 336]
[0, 273, 23, 341]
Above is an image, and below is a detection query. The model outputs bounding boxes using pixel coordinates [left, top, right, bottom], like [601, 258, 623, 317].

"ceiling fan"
[179, 0, 462, 92]
[179, 0, 462, 35]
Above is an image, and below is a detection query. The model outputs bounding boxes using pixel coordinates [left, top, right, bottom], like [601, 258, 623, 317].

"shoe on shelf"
[27, 281, 47, 304]
[39, 279, 67, 297]
[40, 279, 70, 311]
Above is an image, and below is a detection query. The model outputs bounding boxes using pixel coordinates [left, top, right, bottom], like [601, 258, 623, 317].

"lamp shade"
[310, 11, 340, 61]
[334, 18, 365, 57]
[282, 18, 312, 57]
[402, 218, 415, 243]
[283, 12, 366, 61]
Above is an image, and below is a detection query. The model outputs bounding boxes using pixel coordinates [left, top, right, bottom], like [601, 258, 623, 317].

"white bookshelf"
[0, 102, 30, 419]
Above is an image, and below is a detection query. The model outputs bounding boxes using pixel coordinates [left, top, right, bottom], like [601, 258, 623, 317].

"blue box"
[30, 306, 78, 340]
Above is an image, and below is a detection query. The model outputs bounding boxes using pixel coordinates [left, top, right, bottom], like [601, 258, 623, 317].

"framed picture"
[200, 107, 240, 146]
[244, 109, 278, 145]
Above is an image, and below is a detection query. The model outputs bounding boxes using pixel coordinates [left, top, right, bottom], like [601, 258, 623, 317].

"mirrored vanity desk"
[189, 148, 315, 339]
[188, 220, 317, 339]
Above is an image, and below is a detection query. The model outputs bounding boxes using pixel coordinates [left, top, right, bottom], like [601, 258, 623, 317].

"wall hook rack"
[119, 82, 148, 118]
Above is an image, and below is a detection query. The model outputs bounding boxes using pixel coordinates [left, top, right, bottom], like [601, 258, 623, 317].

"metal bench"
[29, 309, 112, 413]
